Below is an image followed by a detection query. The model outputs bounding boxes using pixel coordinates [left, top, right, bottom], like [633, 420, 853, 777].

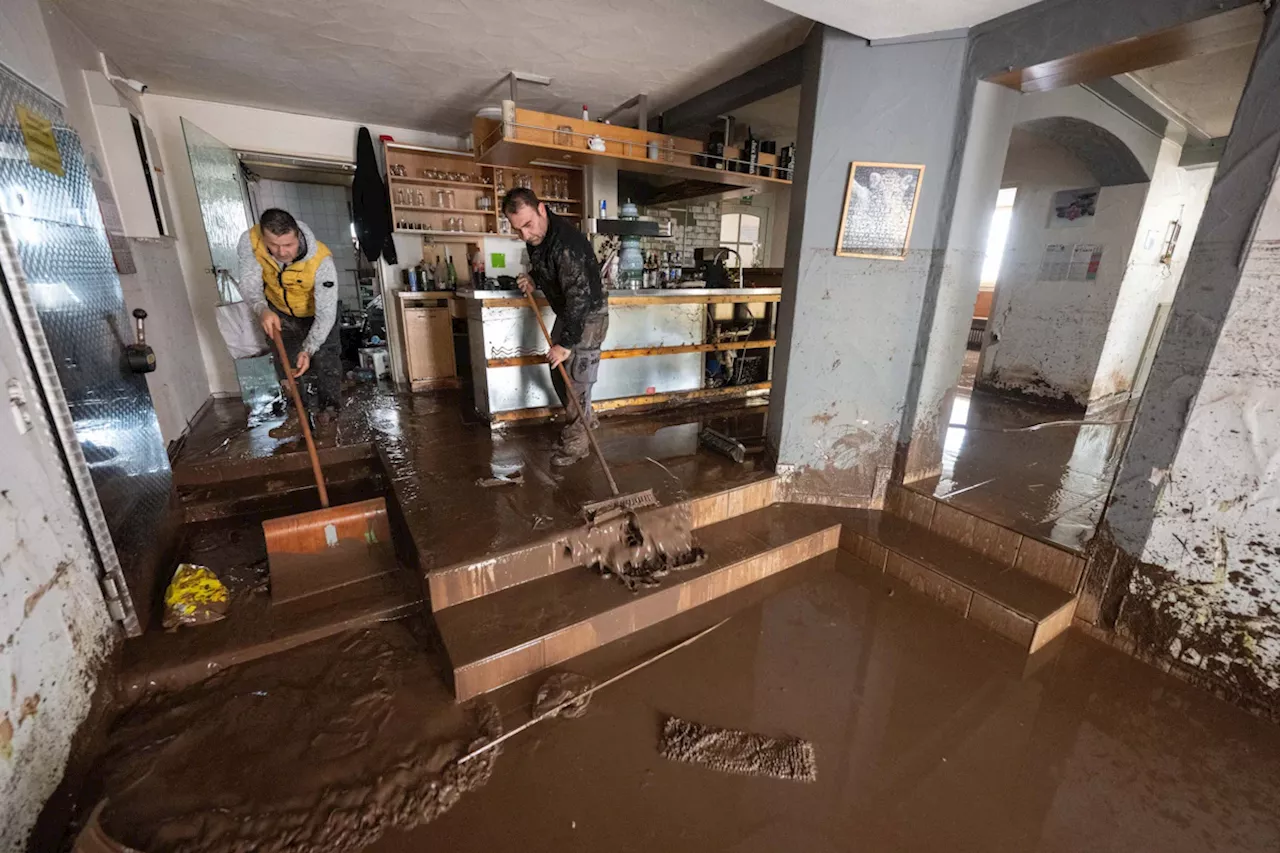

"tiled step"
[434, 502, 839, 701]
[836, 509, 1077, 653]
[884, 485, 1086, 594]
[425, 475, 779, 611]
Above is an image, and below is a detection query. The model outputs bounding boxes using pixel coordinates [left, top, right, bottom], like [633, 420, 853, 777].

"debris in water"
[658, 716, 817, 782]
[476, 470, 524, 488]
[533, 672, 595, 719]
[161, 564, 229, 630]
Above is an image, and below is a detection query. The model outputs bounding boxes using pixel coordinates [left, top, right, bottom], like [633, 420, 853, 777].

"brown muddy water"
[76, 552, 1280, 853]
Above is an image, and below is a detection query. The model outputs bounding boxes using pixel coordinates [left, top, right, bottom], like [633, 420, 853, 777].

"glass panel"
[738, 213, 761, 243]
[719, 213, 740, 243]
[182, 118, 251, 301]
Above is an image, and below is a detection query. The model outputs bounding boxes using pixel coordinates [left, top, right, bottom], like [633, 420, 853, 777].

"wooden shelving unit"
[385, 141, 585, 239]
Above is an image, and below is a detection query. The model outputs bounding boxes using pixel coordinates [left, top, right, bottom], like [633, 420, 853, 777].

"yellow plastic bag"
[162, 563, 229, 629]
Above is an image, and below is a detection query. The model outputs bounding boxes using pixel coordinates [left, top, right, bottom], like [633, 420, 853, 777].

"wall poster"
[1049, 187, 1099, 227]
[835, 161, 925, 260]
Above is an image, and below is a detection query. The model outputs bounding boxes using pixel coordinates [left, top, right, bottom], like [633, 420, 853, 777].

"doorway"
[909, 4, 1262, 552]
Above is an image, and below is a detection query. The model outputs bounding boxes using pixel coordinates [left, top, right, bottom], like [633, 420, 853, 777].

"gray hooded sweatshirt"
[236, 219, 339, 355]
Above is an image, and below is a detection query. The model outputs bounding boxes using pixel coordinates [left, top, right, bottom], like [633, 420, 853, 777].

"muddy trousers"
[550, 312, 609, 456]
[273, 313, 342, 415]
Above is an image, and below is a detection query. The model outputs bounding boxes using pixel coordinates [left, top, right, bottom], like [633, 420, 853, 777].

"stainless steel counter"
[462, 286, 781, 420]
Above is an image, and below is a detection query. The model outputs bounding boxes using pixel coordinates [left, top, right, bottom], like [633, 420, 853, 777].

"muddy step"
[884, 484, 1085, 593]
[180, 459, 387, 523]
[834, 509, 1076, 653]
[424, 476, 779, 611]
[434, 502, 839, 701]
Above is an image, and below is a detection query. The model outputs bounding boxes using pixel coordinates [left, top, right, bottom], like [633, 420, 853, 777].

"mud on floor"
[85, 619, 490, 853]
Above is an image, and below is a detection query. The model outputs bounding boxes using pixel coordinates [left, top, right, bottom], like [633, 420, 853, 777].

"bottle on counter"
[582, 104, 589, 121]
[435, 254, 448, 288]
[446, 254, 458, 288]
[422, 259, 436, 290]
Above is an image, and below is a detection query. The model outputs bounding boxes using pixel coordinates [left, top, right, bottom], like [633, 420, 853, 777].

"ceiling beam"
[651, 47, 804, 135]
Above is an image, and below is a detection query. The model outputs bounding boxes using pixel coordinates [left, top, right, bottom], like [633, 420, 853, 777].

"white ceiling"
[58, 0, 809, 135]
[761, 0, 1038, 40]
[1131, 43, 1257, 139]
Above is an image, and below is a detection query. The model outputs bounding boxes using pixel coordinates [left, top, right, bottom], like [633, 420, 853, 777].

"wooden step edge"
[840, 526, 1077, 652]
[450, 523, 839, 701]
[883, 485, 1085, 594]
[425, 475, 780, 612]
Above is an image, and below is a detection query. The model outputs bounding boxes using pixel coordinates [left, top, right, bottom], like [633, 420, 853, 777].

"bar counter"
[458, 287, 781, 420]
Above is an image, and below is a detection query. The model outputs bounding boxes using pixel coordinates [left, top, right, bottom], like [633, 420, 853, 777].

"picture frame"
[835, 161, 925, 260]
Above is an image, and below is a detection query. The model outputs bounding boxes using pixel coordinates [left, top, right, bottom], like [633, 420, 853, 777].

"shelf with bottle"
[398, 205, 498, 216]
[389, 175, 491, 189]
[395, 228, 495, 240]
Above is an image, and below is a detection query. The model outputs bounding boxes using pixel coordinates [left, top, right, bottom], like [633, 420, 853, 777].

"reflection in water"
[923, 390, 1123, 551]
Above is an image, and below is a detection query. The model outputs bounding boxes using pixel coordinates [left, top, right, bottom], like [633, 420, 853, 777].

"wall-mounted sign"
[15, 104, 64, 176]
[835, 161, 924, 260]
[1048, 187, 1098, 227]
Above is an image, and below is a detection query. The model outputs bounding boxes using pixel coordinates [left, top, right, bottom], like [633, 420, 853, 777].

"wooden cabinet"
[402, 299, 457, 391]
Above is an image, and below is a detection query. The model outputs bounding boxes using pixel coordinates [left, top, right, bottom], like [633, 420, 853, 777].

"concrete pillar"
[769, 25, 969, 504]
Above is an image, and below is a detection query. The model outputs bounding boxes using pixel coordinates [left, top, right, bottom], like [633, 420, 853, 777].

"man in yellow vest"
[236, 208, 342, 440]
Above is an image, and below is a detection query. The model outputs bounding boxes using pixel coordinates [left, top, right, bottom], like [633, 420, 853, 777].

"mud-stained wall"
[976, 130, 1148, 405]
[769, 26, 967, 504]
[1114, 170, 1280, 713]
[0, 170, 116, 853]
[1088, 140, 1215, 406]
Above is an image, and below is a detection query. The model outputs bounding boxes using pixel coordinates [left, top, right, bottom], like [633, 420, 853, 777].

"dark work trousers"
[274, 313, 341, 415]
[550, 311, 609, 456]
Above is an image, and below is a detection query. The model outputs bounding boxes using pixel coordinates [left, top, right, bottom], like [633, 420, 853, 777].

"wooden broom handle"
[524, 291, 619, 496]
[272, 328, 329, 507]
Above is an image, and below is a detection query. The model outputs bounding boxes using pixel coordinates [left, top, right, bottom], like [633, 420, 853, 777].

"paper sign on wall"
[1068, 243, 1103, 281]
[15, 105, 64, 176]
[1039, 244, 1070, 280]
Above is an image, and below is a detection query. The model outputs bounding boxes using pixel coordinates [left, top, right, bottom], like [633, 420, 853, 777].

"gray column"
[769, 25, 969, 504]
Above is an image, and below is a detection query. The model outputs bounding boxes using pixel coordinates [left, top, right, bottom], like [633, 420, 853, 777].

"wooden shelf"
[395, 229, 495, 239]
[475, 108, 791, 190]
[487, 339, 777, 368]
[390, 176, 491, 189]
[398, 205, 497, 216]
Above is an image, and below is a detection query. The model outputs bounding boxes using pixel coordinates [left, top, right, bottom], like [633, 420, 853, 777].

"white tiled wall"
[250, 179, 361, 306]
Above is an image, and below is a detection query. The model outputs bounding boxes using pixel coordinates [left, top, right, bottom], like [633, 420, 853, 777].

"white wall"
[978, 129, 1148, 404]
[41, 5, 210, 443]
[1089, 139, 1215, 403]
[142, 94, 464, 394]
[0, 0, 62, 102]
[1136, 161, 1280, 696]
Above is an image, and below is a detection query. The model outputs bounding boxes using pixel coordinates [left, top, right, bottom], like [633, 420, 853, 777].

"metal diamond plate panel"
[0, 65, 173, 633]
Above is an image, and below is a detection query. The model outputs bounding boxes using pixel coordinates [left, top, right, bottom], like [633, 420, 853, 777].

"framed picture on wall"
[835, 161, 925, 260]
[1048, 187, 1099, 227]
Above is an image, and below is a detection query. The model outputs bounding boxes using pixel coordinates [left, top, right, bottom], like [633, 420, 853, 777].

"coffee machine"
[694, 246, 742, 289]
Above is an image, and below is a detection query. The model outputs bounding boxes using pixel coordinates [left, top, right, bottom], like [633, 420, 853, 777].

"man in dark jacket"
[503, 187, 609, 466]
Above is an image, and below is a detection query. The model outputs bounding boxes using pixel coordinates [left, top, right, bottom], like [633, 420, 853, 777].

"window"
[979, 187, 1018, 288]
[720, 210, 765, 268]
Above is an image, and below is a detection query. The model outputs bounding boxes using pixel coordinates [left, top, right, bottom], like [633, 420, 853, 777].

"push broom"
[525, 291, 658, 521]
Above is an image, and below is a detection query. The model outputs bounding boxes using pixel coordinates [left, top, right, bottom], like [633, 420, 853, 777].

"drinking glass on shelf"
[415, 189, 425, 206]
[446, 190, 456, 209]
[394, 188, 405, 205]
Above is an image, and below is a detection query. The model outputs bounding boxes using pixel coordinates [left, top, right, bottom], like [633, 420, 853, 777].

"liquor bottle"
[435, 255, 448, 288]
[446, 254, 458, 288]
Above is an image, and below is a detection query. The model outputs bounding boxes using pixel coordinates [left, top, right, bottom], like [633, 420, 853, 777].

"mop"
[659, 717, 818, 783]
